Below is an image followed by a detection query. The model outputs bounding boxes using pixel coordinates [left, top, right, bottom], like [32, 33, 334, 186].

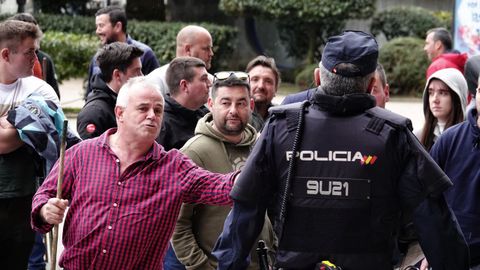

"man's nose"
[146, 108, 156, 119]
[229, 104, 238, 115]
[257, 80, 266, 89]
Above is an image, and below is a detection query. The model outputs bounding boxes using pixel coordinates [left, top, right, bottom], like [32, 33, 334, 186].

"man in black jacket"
[155, 57, 210, 151]
[77, 42, 143, 139]
[155, 56, 211, 269]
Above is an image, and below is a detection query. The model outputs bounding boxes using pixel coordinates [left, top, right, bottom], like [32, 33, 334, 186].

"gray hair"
[319, 63, 374, 96]
[116, 76, 163, 108]
[376, 63, 387, 87]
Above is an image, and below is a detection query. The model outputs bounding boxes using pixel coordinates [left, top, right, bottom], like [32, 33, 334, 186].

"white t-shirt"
[145, 64, 170, 96]
[0, 76, 59, 117]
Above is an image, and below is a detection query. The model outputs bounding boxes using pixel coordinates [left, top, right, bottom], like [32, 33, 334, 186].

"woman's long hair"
[420, 87, 464, 151]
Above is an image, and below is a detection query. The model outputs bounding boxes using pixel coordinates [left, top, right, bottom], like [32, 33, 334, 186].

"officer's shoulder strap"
[268, 101, 307, 132]
[365, 106, 413, 135]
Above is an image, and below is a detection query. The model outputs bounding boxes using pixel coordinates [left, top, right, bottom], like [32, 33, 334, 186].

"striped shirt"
[31, 129, 236, 270]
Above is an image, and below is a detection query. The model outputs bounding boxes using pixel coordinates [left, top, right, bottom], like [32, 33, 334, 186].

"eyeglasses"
[213, 71, 250, 83]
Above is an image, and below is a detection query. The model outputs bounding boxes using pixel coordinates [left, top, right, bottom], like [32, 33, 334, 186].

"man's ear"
[115, 106, 124, 122]
[314, 68, 321, 86]
[112, 69, 121, 81]
[384, 83, 390, 103]
[113, 21, 123, 33]
[434, 40, 443, 52]
[207, 96, 214, 110]
[179, 79, 188, 93]
[367, 75, 377, 93]
[249, 97, 255, 111]
[1, 48, 10, 62]
[184, 44, 192, 56]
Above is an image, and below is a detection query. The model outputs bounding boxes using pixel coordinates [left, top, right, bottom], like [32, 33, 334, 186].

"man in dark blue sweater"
[430, 85, 480, 269]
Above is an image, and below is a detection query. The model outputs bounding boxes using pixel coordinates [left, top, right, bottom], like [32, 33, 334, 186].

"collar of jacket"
[312, 88, 376, 116]
[468, 108, 480, 148]
[86, 74, 117, 104]
[164, 94, 208, 116]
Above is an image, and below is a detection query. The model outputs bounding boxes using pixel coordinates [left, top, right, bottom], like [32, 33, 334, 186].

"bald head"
[176, 25, 214, 69]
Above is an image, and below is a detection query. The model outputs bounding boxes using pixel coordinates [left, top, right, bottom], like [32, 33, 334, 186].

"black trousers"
[0, 195, 35, 270]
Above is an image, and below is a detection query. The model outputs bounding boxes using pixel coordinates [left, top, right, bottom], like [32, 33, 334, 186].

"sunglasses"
[213, 71, 250, 83]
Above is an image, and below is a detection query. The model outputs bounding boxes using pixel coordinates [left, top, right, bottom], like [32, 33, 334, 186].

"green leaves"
[220, 0, 375, 21]
[379, 37, 429, 95]
[371, 6, 448, 40]
[219, 0, 375, 64]
[41, 32, 98, 82]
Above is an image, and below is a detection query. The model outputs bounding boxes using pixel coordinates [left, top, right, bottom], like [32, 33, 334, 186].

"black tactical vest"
[269, 103, 412, 270]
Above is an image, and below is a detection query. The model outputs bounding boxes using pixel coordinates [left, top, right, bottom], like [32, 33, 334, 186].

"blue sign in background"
[454, 0, 480, 56]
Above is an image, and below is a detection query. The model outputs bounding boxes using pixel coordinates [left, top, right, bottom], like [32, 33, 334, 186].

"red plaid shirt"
[31, 129, 236, 270]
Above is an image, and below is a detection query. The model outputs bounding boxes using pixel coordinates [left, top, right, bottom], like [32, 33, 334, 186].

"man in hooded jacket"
[77, 42, 143, 139]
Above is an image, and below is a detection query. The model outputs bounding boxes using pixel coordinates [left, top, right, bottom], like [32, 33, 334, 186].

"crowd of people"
[0, 5, 479, 270]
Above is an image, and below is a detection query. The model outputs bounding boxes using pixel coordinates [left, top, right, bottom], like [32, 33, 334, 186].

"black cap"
[321, 31, 378, 77]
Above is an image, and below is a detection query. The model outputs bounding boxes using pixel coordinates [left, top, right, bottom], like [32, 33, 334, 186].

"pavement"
[58, 78, 85, 134]
[60, 78, 425, 133]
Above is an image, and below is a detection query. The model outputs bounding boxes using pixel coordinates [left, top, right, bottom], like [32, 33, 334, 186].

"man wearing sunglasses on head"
[171, 72, 275, 270]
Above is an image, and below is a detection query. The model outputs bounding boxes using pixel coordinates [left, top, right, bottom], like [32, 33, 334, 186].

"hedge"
[31, 14, 238, 70]
[371, 6, 445, 40]
[41, 31, 99, 82]
[2, 14, 238, 80]
[379, 37, 429, 96]
[294, 64, 317, 89]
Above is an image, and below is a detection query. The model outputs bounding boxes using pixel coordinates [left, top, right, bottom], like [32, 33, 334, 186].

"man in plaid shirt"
[31, 77, 237, 270]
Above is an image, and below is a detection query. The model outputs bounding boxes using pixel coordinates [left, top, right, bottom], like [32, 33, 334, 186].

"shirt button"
[116, 159, 120, 163]
[108, 225, 112, 230]
[102, 249, 107, 254]
[113, 203, 118, 207]
[117, 181, 122, 186]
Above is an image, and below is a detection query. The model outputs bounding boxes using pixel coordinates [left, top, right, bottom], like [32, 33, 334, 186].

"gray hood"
[422, 68, 468, 117]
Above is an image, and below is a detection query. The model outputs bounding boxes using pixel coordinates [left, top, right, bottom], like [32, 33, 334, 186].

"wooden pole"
[42, 57, 47, 82]
[50, 120, 68, 270]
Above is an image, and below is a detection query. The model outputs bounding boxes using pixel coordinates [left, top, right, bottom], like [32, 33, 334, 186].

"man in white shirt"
[147, 25, 214, 96]
[0, 19, 59, 270]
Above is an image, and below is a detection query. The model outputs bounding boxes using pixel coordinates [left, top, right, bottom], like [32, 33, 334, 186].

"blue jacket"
[85, 36, 160, 98]
[430, 108, 480, 265]
[281, 88, 316, 105]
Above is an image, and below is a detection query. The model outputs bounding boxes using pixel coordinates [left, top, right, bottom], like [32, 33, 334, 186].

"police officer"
[212, 31, 469, 270]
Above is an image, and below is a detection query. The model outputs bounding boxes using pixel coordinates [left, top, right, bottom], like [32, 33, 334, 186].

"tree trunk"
[305, 28, 316, 65]
[17, 0, 26, 13]
[168, 0, 232, 24]
[126, 0, 165, 21]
